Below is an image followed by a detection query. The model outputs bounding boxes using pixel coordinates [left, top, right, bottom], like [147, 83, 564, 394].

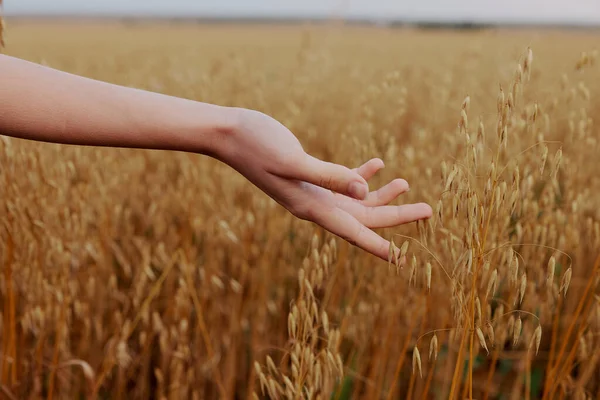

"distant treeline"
[5, 14, 599, 30]
[397, 21, 493, 30]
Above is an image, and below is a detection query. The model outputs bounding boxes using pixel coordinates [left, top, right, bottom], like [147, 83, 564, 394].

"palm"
[225, 110, 432, 263]
[280, 158, 432, 263]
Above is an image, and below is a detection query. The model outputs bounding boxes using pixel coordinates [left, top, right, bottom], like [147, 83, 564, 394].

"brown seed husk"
[513, 316, 522, 347]
[476, 327, 489, 354]
[412, 346, 422, 378]
[429, 334, 438, 361]
[560, 267, 572, 297]
[531, 325, 542, 356]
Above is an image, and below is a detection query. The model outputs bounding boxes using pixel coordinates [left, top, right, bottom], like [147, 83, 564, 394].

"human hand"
[218, 109, 433, 263]
[0, 56, 431, 259]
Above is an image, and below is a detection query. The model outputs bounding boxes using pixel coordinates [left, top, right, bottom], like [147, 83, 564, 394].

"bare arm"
[0, 54, 234, 157]
[0, 54, 432, 263]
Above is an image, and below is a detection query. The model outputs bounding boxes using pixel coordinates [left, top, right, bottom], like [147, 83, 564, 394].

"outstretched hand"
[219, 109, 433, 263]
[0, 54, 431, 263]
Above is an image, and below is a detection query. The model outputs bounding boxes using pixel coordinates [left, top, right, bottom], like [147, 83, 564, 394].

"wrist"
[195, 106, 259, 163]
[167, 100, 241, 159]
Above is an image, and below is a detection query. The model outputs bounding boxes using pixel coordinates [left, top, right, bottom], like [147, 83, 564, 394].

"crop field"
[1, 20, 600, 399]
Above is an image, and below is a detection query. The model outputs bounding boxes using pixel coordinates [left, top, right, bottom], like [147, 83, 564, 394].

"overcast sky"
[4, 0, 600, 24]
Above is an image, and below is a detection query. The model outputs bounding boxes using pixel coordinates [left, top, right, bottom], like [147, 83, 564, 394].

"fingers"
[338, 202, 433, 229]
[295, 154, 369, 200]
[311, 206, 394, 263]
[351, 160, 410, 207]
[362, 178, 410, 207]
[353, 158, 385, 181]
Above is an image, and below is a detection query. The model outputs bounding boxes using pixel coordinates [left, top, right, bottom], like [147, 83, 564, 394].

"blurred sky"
[4, 0, 600, 24]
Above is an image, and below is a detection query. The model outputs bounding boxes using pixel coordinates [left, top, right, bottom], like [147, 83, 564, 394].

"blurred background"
[1, 2, 600, 400]
[4, 0, 600, 26]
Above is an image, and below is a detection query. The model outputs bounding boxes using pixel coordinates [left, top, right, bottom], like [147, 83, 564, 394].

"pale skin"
[0, 54, 432, 263]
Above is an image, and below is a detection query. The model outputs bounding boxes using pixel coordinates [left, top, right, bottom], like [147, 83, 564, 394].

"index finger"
[311, 205, 394, 264]
[352, 158, 385, 181]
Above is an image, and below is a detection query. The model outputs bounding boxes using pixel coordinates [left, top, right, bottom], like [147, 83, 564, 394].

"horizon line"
[4, 14, 600, 29]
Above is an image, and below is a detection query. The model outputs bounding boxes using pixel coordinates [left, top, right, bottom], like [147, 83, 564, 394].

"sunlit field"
[1, 20, 599, 399]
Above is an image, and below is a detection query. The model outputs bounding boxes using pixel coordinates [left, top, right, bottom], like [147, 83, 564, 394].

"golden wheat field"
[1, 20, 600, 400]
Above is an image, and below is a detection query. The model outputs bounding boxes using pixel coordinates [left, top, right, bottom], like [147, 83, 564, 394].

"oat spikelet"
[441, 161, 448, 182]
[552, 147, 563, 180]
[525, 47, 533, 71]
[486, 269, 498, 299]
[425, 262, 432, 292]
[211, 275, 224, 290]
[519, 273, 527, 305]
[476, 327, 489, 355]
[478, 119, 485, 141]
[288, 313, 296, 339]
[266, 356, 278, 376]
[429, 334, 438, 361]
[283, 376, 294, 396]
[547, 256, 556, 289]
[400, 240, 409, 258]
[436, 199, 443, 224]
[530, 325, 542, 356]
[322, 311, 329, 334]
[460, 109, 469, 132]
[254, 362, 264, 382]
[258, 374, 268, 397]
[329, 238, 337, 258]
[409, 255, 417, 286]
[507, 315, 515, 337]
[482, 259, 490, 275]
[445, 167, 457, 191]
[388, 239, 397, 268]
[578, 336, 588, 361]
[311, 233, 319, 250]
[540, 145, 548, 175]
[486, 321, 495, 345]
[512, 255, 519, 285]
[513, 315, 522, 346]
[59, 360, 96, 382]
[230, 279, 242, 294]
[452, 194, 459, 219]
[560, 267, 572, 297]
[412, 346, 422, 378]
[462, 95, 471, 112]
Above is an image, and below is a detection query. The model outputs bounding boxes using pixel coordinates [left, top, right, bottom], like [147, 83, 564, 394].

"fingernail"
[349, 182, 368, 199]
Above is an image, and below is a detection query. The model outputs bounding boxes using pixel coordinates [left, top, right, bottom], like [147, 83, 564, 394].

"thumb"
[295, 155, 370, 200]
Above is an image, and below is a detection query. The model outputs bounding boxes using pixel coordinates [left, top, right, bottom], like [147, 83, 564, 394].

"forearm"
[0, 54, 237, 156]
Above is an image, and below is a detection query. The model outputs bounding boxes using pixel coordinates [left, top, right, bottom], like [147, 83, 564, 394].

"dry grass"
[1, 20, 599, 399]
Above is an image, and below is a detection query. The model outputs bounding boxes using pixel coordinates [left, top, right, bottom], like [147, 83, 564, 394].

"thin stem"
[525, 350, 532, 400]
[545, 254, 599, 398]
[385, 315, 418, 400]
[416, 328, 454, 345]
[447, 325, 467, 400]
[542, 294, 563, 398]
[390, 233, 454, 286]
[183, 257, 227, 398]
[482, 345, 501, 400]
